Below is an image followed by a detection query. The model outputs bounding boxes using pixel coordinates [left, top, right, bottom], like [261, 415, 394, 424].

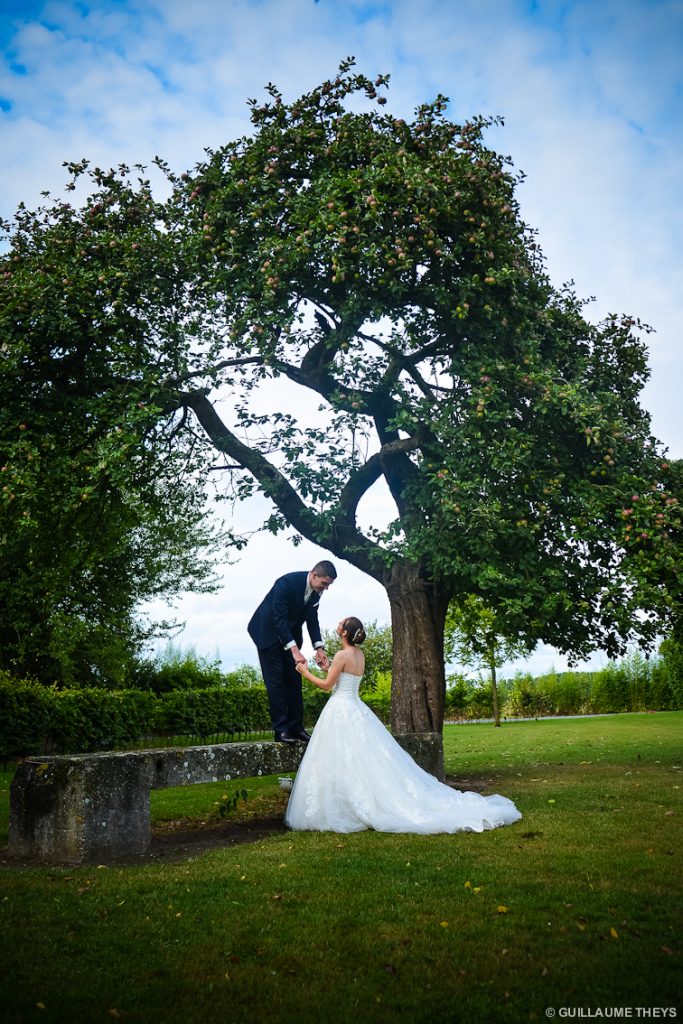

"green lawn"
[1, 712, 681, 1023]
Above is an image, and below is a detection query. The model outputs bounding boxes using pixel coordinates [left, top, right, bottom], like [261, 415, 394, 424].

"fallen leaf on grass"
[497, 905, 508, 914]
[661, 946, 673, 955]
[610, 927, 619, 939]
[439, 921, 449, 928]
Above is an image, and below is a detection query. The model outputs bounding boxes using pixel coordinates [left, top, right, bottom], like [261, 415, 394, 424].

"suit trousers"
[257, 643, 304, 734]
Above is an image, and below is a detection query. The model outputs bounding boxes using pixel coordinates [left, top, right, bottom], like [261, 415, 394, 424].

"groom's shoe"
[291, 729, 311, 743]
[274, 731, 297, 745]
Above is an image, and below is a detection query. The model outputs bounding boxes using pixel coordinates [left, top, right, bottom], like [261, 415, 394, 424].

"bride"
[285, 616, 522, 834]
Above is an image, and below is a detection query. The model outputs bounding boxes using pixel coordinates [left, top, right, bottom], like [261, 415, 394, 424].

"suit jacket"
[247, 571, 323, 651]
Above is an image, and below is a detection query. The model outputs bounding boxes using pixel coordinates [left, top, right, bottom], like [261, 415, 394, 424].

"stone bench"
[8, 740, 304, 865]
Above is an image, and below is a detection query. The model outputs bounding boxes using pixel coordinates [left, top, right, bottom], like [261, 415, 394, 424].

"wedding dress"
[285, 672, 522, 833]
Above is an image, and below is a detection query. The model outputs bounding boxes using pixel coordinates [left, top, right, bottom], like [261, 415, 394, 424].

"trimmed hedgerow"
[0, 673, 273, 759]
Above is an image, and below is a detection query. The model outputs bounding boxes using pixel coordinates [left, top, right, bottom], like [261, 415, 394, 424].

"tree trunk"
[489, 644, 501, 728]
[385, 562, 449, 779]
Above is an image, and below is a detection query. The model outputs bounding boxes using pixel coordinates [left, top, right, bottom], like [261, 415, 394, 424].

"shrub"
[303, 685, 329, 726]
[589, 663, 630, 714]
[154, 685, 271, 739]
[503, 673, 553, 719]
[49, 688, 159, 754]
[658, 637, 683, 708]
[445, 676, 470, 719]
[223, 664, 263, 687]
[532, 670, 593, 716]
[128, 644, 226, 692]
[465, 682, 495, 720]
[0, 673, 274, 758]
[0, 672, 53, 760]
[363, 670, 391, 723]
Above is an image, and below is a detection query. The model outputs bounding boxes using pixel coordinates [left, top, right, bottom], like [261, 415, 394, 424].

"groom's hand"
[290, 645, 307, 666]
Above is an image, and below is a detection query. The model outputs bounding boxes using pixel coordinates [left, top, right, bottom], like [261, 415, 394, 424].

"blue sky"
[2, 0, 682, 675]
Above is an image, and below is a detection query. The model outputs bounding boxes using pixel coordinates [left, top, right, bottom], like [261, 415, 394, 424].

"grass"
[0, 712, 681, 1023]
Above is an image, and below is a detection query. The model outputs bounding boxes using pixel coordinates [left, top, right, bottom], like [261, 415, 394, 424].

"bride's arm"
[296, 651, 346, 692]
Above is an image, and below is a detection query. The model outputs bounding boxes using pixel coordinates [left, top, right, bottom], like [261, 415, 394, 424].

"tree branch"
[179, 390, 385, 579]
[335, 436, 421, 524]
[161, 355, 264, 389]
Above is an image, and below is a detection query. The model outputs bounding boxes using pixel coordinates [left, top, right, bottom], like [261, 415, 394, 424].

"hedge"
[447, 651, 683, 722]
[4, 647, 679, 759]
[0, 673, 273, 761]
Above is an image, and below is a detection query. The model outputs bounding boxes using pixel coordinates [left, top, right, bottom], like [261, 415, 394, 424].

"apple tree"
[161, 62, 680, 754]
[2, 61, 681, 765]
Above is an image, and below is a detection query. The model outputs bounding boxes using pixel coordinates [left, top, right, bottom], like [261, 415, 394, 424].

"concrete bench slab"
[9, 740, 304, 865]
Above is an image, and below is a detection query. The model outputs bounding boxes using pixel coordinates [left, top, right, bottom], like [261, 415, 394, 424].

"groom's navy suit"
[248, 571, 324, 735]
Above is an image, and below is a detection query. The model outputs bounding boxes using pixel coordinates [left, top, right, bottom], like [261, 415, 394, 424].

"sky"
[1, 0, 682, 677]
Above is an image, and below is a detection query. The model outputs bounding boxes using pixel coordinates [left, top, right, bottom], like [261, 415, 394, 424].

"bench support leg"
[9, 757, 151, 864]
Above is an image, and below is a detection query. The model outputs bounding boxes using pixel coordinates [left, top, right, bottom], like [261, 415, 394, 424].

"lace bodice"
[332, 671, 363, 699]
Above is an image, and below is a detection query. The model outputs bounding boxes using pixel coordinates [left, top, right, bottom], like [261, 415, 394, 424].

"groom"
[248, 560, 337, 743]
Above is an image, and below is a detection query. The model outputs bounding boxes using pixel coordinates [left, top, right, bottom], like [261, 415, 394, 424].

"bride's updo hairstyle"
[343, 617, 366, 645]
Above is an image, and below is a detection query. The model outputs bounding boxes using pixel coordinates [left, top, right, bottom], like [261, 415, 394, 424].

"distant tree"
[2, 61, 681, 770]
[444, 675, 470, 720]
[655, 635, 683, 708]
[129, 644, 226, 693]
[0, 175, 228, 684]
[445, 596, 529, 726]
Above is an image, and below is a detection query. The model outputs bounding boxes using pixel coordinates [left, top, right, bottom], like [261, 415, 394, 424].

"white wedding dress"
[285, 672, 522, 834]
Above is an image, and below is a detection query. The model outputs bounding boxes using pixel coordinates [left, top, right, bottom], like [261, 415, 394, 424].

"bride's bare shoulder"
[332, 649, 362, 674]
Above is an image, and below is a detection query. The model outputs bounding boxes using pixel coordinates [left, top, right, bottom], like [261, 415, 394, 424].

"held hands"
[293, 649, 328, 677]
[295, 650, 329, 677]
[314, 648, 330, 671]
